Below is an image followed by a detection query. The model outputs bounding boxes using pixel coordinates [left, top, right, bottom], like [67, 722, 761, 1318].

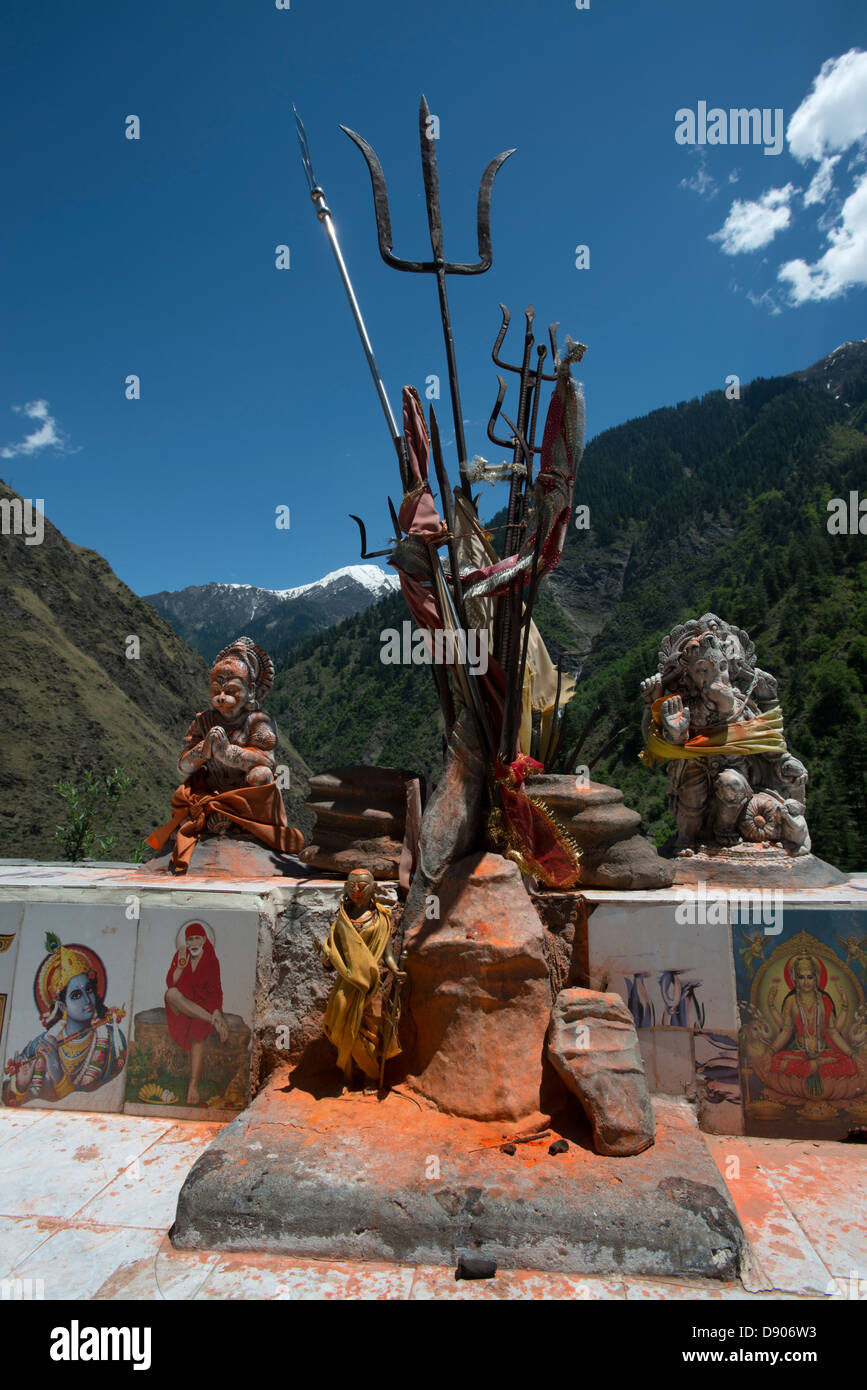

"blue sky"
[2, 0, 865, 596]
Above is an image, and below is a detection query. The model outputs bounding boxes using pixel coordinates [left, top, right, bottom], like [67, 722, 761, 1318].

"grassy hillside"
[0, 482, 311, 859]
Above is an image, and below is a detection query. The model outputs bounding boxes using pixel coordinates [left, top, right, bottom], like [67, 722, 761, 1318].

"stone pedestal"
[525, 775, 676, 890]
[402, 852, 553, 1121]
[143, 837, 308, 880]
[672, 843, 846, 888]
[170, 1069, 746, 1280]
[301, 766, 423, 879]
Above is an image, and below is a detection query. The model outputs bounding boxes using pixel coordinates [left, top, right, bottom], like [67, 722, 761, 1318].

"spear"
[294, 106, 409, 491]
[294, 109, 488, 755]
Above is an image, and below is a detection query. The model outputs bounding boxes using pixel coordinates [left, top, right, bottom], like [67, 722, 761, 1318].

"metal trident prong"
[340, 95, 514, 499]
[485, 302, 562, 672]
[349, 507, 400, 559]
[487, 375, 512, 450]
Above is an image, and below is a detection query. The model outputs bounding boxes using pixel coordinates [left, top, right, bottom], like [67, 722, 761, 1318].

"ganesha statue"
[146, 636, 304, 874]
[639, 614, 810, 855]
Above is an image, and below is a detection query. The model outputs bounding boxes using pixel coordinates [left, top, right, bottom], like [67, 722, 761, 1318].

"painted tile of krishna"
[738, 914, 867, 1138]
[2, 932, 127, 1109]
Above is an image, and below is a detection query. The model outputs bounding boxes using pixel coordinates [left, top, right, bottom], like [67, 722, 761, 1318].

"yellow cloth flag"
[451, 494, 574, 758]
[321, 903, 400, 1080]
[640, 705, 788, 768]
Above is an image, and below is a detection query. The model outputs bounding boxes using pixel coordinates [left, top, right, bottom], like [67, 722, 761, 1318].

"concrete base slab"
[171, 1070, 746, 1280]
[143, 838, 312, 880]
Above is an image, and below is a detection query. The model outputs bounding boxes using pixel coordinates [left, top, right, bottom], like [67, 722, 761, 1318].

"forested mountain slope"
[272, 343, 867, 872]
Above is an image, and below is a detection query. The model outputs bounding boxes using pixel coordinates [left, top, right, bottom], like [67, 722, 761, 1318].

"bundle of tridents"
[295, 98, 586, 889]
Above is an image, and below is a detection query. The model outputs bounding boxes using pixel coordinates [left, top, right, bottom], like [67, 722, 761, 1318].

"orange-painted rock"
[400, 706, 486, 926]
[547, 988, 656, 1156]
[403, 852, 553, 1121]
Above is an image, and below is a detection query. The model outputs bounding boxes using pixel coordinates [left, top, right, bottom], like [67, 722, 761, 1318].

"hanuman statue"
[147, 636, 304, 873]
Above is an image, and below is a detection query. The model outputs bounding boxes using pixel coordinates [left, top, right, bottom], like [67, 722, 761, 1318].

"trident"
[341, 97, 514, 500]
[293, 105, 492, 755]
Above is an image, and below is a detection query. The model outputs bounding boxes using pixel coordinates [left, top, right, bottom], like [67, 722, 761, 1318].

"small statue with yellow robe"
[319, 868, 406, 1091]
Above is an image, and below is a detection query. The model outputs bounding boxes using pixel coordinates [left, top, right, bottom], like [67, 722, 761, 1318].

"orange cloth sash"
[146, 781, 304, 874]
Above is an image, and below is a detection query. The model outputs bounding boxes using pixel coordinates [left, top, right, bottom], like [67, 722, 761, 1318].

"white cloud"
[778, 169, 867, 302]
[1, 399, 75, 459]
[710, 185, 795, 254]
[680, 151, 718, 200]
[746, 287, 783, 316]
[804, 154, 841, 206]
[17, 399, 49, 422]
[702, 51, 867, 307]
[787, 50, 867, 163]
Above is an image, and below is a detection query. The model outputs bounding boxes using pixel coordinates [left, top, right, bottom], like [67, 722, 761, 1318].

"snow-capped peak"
[204, 565, 399, 603]
[271, 565, 400, 602]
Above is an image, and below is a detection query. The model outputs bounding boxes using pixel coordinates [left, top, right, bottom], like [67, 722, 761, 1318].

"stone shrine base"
[171, 1066, 746, 1280]
[672, 843, 845, 888]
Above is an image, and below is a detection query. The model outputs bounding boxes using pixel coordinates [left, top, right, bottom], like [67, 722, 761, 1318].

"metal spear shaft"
[294, 109, 488, 755]
[294, 107, 409, 490]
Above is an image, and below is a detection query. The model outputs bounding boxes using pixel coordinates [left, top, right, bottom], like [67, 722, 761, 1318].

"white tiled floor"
[0, 1108, 863, 1300]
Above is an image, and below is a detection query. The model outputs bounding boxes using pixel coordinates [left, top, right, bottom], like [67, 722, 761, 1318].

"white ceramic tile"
[195, 1256, 415, 1300]
[588, 902, 737, 1032]
[2, 902, 138, 1114]
[409, 1267, 627, 1299]
[0, 1214, 62, 1277]
[11, 1223, 165, 1300]
[92, 1235, 220, 1300]
[124, 905, 258, 1121]
[755, 1153, 867, 1279]
[639, 1027, 695, 1094]
[76, 1122, 224, 1228]
[694, 1028, 743, 1132]
[823, 1272, 867, 1301]
[625, 1279, 762, 1300]
[703, 1137, 834, 1295]
[0, 1110, 173, 1218]
[0, 901, 23, 1066]
[0, 1106, 50, 1149]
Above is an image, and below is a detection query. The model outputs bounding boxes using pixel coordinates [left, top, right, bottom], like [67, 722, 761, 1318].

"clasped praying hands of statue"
[146, 636, 304, 873]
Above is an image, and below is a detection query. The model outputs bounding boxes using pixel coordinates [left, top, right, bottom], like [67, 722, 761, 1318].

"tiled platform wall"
[1, 860, 865, 1139]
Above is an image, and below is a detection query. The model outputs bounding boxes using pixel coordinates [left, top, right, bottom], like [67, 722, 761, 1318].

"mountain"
[145, 564, 400, 660]
[4, 342, 864, 871]
[0, 481, 312, 861]
[268, 589, 443, 791]
[546, 342, 867, 872]
[268, 341, 867, 873]
[791, 338, 867, 414]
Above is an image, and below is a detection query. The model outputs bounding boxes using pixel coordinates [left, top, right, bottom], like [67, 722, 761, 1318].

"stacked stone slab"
[301, 765, 423, 879]
[525, 774, 676, 890]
